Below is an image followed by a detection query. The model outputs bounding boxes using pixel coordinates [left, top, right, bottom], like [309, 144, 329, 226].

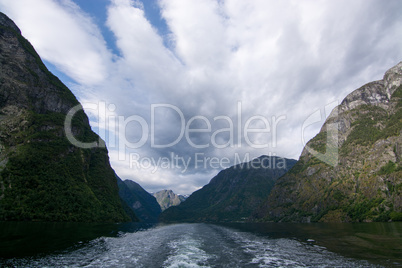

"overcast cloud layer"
[1, 0, 401, 194]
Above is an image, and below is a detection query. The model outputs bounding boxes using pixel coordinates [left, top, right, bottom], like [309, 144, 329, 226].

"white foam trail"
[3, 223, 377, 267]
[163, 234, 212, 268]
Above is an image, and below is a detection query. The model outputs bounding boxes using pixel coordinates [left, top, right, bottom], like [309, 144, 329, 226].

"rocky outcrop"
[0, 12, 131, 222]
[160, 156, 296, 222]
[152, 190, 186, 211]
[255, 62, 402, 223]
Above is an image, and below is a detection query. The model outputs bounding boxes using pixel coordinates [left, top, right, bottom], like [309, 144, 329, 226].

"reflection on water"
[219, 222, 402, 267]
[0, 221, 156, 258]
[0, 221, 401, 267]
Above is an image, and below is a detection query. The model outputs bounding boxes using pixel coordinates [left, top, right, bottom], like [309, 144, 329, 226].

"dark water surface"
[0, 221, 401, 267]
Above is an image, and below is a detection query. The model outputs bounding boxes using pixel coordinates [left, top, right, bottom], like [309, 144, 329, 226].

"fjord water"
[0, 222, 401, 267]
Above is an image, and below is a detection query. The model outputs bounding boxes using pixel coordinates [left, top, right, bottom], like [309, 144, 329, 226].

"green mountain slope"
[0, 12, 130, 222]
[255, 62, 402, 223]
[117, 178, 161, 222]
[160, 156, 296, 222]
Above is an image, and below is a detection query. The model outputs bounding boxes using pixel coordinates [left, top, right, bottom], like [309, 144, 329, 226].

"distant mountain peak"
[153, 190, 186, 211]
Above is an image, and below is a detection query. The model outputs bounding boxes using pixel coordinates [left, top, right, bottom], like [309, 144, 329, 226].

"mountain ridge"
[117, 178, 161, 222]
[255, 61, 402, 223]
[0, 12, 131, 222]
[160, 155, 296, 222]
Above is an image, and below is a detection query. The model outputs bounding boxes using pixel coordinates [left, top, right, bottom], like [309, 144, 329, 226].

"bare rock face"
[0, 13, 20, 34]
[0, 12, 130, 222]
[255, 62, 402, 223]
[153, 190, 186, 211]
[0, 21, 73, 114]
[341, 81, 387, 110]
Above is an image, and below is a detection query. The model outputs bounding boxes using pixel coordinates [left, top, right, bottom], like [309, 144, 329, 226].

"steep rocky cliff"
[255, 62, 402, 222]
[0, 12, 130, 222]
[160, 156, 296, 222]
[152, 190, 186, 211]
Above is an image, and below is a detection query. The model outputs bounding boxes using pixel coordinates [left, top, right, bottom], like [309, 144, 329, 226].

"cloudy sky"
[1, 0, 401, 194]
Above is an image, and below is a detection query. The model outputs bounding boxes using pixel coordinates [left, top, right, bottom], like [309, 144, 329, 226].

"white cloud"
[1, 0, 401, 194]
[106, 0, 184, 98]
[0, 0, 111, 85]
